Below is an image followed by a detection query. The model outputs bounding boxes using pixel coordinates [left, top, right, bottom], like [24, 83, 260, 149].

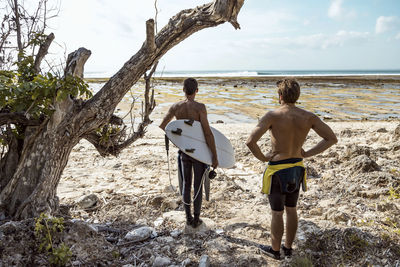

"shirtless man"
[159, 78, 218, 228]
[246, 78, 337, 259]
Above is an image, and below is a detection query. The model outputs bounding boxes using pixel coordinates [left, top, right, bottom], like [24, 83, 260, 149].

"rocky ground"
[1, 120, 400, 266]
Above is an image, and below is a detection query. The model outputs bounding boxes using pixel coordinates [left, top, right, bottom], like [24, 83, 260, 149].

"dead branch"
[0, 112, 42, 126]
[80, 0, 244, 137]
[33, 32, 54, 74]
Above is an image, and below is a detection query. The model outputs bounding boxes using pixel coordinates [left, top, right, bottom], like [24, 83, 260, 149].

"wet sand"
[86, 75, 400, 124]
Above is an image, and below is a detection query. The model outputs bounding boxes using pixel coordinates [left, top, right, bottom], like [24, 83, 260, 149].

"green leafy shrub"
[1, 39, 92, 145]
[34, 213, 72, 266]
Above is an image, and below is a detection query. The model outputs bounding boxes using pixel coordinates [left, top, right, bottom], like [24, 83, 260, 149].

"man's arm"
[159, 105, 176, 131]
[199, 105, 218, 168]
[302, 114, 338, 158]
[246, 112, 275, 162]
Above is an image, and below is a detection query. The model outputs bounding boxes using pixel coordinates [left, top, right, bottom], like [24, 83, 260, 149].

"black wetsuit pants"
[177, 151, 207, 220]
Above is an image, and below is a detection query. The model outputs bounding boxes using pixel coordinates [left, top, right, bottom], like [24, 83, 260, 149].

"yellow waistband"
[262, 161, 307, 194]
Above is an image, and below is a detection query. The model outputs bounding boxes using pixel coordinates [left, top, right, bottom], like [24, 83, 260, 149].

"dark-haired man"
[160, 78, 218, 228]
[246, 78, 337, 259]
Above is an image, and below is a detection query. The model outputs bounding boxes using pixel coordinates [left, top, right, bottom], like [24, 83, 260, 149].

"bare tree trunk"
[0, 0, 244, 220]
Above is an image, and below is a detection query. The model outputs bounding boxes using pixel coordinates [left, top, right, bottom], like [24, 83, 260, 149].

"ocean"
[85, 69, 400, 78]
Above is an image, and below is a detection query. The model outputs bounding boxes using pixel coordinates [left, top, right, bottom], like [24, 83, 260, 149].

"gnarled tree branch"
[64, 47, 91, 78]
[77, 0, 243, 137]
[0, 112, 42, 126]
[33, 32, 55, 74]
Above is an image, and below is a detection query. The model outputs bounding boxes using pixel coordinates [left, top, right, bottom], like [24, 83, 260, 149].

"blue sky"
[51, 0, 400, 74]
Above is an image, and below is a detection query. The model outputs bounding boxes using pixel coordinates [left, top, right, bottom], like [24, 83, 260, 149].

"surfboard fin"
[171, 128, 182, 135]
[185, 148, 196, 153]
[184, 119, 194, 126]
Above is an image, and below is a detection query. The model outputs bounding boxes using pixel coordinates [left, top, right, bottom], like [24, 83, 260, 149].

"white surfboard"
[165, 119, 235, 168]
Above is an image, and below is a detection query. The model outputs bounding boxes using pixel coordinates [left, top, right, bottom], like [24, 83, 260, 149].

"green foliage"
[388, 186, 400, 200]
[112, 250, 120, 259]
[50, 243, 73, 266]
[1, 31, 92, 115]
[0, 65, 92, 120]
[34, 213, 72, 266]
[96, 124, 122, 145]
[1, 34, 92, 146]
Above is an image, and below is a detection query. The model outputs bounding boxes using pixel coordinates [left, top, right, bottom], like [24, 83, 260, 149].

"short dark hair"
[183, 78, 198, 95]
[277, 79, 300, 103]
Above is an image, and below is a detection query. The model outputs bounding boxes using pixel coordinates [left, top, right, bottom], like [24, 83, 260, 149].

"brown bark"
[0, 112, 42, 126]
[0, 0, 243, 219]
[33, 32, 55, 74]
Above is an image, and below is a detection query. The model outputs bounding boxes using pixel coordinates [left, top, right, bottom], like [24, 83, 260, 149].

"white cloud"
[375, 16, 400, 34]
[328, 0, 344, 19]
[322, 30, 370, 49]
[233, 30, 370, 51]
[328, 0, 356, 20]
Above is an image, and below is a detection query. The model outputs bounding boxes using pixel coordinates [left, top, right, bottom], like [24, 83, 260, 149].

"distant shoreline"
[84, 69, 400, 80]
[85, 75, 400, 84]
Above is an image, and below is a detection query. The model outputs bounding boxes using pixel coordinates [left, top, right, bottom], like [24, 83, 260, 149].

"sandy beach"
[53, 76, 400, 265]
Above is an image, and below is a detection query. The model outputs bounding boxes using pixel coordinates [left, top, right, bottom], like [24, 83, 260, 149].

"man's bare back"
[169, 100, 205, 122]
[246, 80, 337, 162]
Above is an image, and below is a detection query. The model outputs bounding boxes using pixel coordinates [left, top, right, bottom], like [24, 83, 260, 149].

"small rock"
[0, 212, 5, 220]
[328, 211, 350, 223]
[377, 128, 388, 133]
[136, 218, 147, 225]
[346, 184, 358, 193]
[125, 226, 156, 242]
[113, 163, 122, 169]
[170, 229, 182, 238]
[0, 230, 3, 240]
[216, 120, 224, 124]
[154, 217, 164, 227]
[343, 145, 371, 159]
[0, 221, 19, 234]
[215, 229, 224, 235]
[161, 199, 179, 211]
[199, 255, 210, 267]
[306, 166, 319, 178]
[376, 202, 397, 212]
[153, 256, 171, 267]
[392, 142, 400, 151]
[122, 265, 134, 267]
[157, 236, 174, 243]
[340, 129, 352, 137]
[163, 185, 176, 193]
[181, 258, 191, 266]
[357, 188, 389, 199]
[149, 196, 164, 208]
[76, 194, 99, 209]
[352, 155, 380, 173]
[394, 124, 400, 137]
[309, 207, 323, 216]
